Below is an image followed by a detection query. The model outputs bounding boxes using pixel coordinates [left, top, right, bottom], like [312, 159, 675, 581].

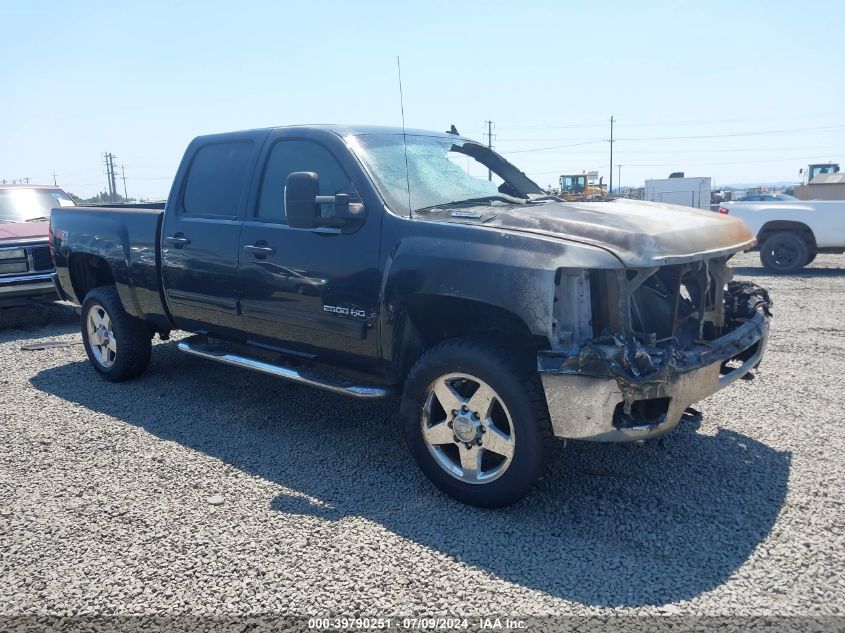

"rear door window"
[182, 142, 254, 217]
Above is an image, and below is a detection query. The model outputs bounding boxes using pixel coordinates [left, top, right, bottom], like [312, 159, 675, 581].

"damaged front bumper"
[537, 295, 770, 442]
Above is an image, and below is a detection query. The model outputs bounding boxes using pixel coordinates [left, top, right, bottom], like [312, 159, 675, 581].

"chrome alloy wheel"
[421, 372, 516, 484]
[86, 303, 117, 368]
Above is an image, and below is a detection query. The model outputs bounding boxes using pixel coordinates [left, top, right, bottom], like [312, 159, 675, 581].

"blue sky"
[1, 0, 842, 198]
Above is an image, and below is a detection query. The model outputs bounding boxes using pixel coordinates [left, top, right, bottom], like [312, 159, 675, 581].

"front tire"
[81, 286, 152, 382]
[400, 339, 553, 508]
[759, 231, 809, 273]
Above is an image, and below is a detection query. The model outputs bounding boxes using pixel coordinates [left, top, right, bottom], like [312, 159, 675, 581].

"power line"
[496, 123, 605, 130]
[494, 113, 844, 130]
[502, 139, 606, 154]
[496, 124, 845, 144]
[621, 114, 844, 128]
[526, 153, 844, 175]
[497, 124, 844, 155]
[512, 144, 845, 158]
[496, 136, 606, 143]
[60, 180, 107, 188]
[609, 154, 845, 167]
[617, 124, 845, 142]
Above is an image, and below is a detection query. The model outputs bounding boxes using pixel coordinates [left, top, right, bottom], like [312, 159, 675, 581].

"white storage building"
[644, 175, 712, 210]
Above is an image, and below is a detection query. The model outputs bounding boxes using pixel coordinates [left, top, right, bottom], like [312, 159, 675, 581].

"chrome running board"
[177, 335, 391, 399]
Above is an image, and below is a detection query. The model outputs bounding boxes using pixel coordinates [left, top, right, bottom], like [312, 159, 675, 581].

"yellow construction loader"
[559, 173, 607, 201]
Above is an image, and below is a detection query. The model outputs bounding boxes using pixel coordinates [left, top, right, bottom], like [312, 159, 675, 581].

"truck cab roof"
[191, 124, 471, 144]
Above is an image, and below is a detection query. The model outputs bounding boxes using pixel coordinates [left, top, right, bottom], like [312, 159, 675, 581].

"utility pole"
[103, 153, 119, 202]
[51, 172, 58, 186]
[120, 164, 128, 201]
[617, 164, 622, 196]
[103, 153, 114, 201]
[109, 154, 118, 202]
[23, 177, 31, 184]
[483, 120, 495, 181]
[609, 115, 615, 195]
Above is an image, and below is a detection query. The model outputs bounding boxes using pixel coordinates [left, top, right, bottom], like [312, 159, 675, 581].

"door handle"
[243, 244, 276, 256]
[165, 235, 191, 248]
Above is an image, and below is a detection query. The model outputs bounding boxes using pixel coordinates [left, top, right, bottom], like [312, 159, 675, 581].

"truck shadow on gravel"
[31, 342, 790, 608]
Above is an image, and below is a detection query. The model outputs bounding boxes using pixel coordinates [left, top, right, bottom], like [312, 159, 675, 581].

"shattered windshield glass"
[348, 134, 530, 216]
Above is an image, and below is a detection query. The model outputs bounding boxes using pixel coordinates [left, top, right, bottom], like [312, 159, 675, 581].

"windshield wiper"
[415, 195, 525, 213]
[25, 216, 50, 222]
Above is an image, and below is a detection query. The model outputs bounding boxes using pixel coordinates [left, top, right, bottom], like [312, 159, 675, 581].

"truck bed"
[50, 205, 171, 330]
[721, 200, 845, 250]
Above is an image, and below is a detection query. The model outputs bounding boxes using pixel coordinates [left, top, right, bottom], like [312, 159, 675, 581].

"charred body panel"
[376, 213, 624, 381]
[418, 198, 756, 268]
[538, 259, 771, 441]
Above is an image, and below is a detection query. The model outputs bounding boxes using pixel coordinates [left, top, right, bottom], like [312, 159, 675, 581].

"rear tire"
[759, 231, 809, 273]
[400, 338, 553, 508]
[805, 252, 817, 266]
[81, 286, 152, 382]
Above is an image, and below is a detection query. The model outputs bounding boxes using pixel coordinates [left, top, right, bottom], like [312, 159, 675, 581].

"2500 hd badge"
[324, 304, 368, 319]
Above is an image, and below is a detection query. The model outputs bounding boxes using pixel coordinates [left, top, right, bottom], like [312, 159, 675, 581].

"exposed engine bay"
[538, 257, 772, 438]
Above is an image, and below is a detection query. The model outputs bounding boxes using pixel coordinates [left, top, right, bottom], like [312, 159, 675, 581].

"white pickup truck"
[719, 200, 845, 272]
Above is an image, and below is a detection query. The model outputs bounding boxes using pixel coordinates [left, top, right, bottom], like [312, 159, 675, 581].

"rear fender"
[54, 215, 140, 317]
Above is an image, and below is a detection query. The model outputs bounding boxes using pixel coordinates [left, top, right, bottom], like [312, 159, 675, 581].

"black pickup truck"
[50, 125, 771, 507]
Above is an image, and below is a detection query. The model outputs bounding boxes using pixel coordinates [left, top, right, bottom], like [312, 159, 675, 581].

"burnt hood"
[429, 198, 755, 267]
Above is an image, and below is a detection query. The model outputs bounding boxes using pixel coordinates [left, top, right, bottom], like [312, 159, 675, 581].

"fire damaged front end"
[537, 257, 771, 441]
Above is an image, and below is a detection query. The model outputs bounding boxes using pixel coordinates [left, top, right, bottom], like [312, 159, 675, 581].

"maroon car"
[0, 185, 74, 307]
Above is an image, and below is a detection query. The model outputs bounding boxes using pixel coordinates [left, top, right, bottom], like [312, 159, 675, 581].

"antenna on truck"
[397, 56, 413, 220]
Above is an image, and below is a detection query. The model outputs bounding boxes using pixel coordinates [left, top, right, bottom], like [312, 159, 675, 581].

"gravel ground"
[1, 252, 843, 623]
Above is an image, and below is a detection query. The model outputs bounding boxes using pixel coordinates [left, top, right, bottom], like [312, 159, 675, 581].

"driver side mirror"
[285, 171, 366, 229]
[285, 171, 321, 229]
